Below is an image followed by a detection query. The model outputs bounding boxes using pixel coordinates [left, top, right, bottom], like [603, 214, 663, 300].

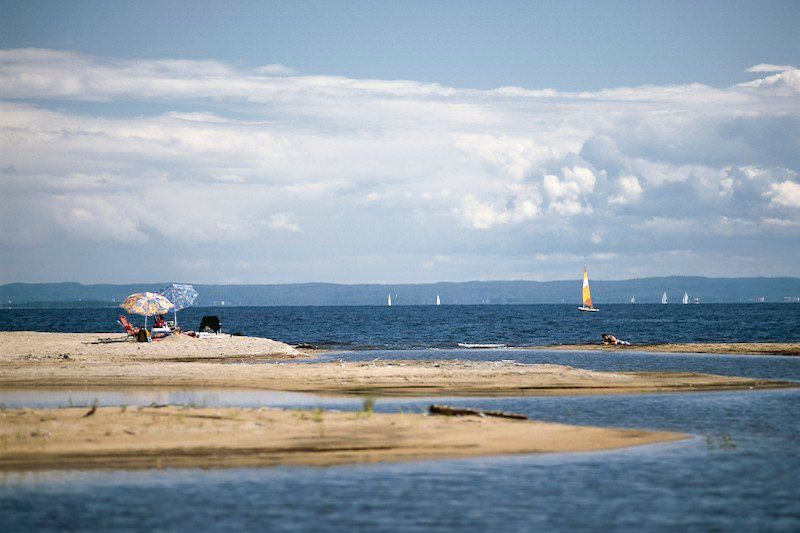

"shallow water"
[3, 303, 799, 348]
[1, 350, 799, 531]
[1, 388, 798, 532]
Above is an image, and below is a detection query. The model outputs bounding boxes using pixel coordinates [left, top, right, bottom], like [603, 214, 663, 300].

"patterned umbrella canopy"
[120, 292, 174, 317]
[159, 284, 199, 312]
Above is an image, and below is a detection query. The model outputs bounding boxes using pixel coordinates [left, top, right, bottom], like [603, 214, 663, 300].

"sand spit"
[0, 406, 687, 471]
[548, 342, 800, 356]
[0, 332, 794, 396]
[0, 358, 792, 397]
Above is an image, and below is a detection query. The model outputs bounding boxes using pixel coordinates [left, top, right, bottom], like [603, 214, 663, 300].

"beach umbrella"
[120, 292, 174, 330]
[159, 283, 199, 327]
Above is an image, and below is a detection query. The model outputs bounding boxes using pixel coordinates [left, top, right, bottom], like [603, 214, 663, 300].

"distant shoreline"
[3, 276, 800, 306]
[4, 302, 800, 309]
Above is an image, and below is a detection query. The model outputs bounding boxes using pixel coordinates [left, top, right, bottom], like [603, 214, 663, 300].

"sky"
[0, 1, 799, 284]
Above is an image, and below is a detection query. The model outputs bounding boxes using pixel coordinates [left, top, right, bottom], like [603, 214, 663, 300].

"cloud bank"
[0, 49, 798, 282]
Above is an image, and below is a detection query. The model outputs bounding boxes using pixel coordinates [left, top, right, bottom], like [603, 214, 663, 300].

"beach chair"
[198, 316, 221, 333]
[118, 315, 139, 337]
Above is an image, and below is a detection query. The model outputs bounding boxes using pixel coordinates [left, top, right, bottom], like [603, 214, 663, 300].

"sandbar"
[548, 342, 800, 356]
[0, 406, 687, 471]
[0, 332, 794, 396]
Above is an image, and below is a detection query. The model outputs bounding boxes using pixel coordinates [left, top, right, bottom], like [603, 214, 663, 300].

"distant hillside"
[2, 278, 799, 307]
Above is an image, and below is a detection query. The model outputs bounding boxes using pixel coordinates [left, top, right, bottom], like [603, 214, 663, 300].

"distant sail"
[630, 296, 636, 304]
[682, 292, 689, 304]
[578, 268, 599, 312]
[662, 292, 668, 304]
[436, 294, 441, 306]
[387, 294, 392, 306]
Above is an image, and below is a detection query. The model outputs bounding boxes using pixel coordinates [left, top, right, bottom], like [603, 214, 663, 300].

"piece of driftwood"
[429, 404, 528, 420]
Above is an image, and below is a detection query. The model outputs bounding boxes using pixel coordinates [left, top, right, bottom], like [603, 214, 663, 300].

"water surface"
[3, 304, 798, 349]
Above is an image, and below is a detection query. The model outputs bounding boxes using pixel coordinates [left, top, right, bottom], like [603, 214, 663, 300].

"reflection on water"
[0, 388, 356, 410]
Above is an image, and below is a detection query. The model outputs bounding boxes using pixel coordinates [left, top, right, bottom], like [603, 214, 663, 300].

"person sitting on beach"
[153, 315, 166, 328]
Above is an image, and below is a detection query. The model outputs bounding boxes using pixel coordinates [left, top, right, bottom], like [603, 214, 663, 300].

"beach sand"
[0, 406, 687, 471]
[0, 331, 303, 361]
[547, 342, 800, 356]
[0, 332, 793, 396]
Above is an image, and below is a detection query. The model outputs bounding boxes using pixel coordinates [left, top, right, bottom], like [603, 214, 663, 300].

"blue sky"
[3, 0, 799, 90]
[0, 1, 799, 283]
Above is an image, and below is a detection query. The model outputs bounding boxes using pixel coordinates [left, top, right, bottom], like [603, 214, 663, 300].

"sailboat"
[436, 294, 441, 306]
[630, 296, 636, 304]
[682, 292, 689, 305]
[662, 292, 668, 304]
[578, 268, 599, 312]
[387, 294, 392, 306]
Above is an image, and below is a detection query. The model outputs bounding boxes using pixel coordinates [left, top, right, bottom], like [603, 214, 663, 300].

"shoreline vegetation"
[0, 331, 795, 471]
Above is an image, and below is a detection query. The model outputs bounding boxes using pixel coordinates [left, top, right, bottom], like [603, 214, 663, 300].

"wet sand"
[0, 406, 687, 471]
[548, 342, 800, 356]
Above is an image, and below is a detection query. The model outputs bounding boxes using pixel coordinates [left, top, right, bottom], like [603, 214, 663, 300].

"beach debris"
[428, 405, 528, 420]
[82, 402, 97, 418]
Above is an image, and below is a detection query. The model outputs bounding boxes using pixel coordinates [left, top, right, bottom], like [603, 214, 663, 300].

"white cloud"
[269, 212, 302, 232]
[745, 64, 796, 73]
[766, 180, 800, 208]
[0, 49, 798, 281]
[608, 175, 643, 205]
[737, 68, 800, 91]
[459, 191, 540, 229]
[252, 64, 296, 76]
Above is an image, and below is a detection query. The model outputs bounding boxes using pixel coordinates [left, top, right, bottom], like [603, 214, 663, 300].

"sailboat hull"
[578, 306, 599, 312]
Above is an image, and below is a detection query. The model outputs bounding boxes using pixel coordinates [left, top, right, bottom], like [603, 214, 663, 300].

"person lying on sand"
[602, 333, 631, 346]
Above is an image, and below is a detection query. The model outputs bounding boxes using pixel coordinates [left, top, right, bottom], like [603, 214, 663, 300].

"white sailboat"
[436, 294, 441, 306]
[630, 296, 636, 304]
[578, 267, 599, 312]
[662, 292, 668, 304]
[387, 294, 392, 306]
[682, 292, 689, 305]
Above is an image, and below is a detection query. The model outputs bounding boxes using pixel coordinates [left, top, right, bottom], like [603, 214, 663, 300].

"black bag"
[136, 328, 150, 342]
[199, 316, 221, 333]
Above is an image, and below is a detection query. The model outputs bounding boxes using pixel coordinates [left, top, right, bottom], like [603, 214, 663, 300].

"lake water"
[1, 307, 799, 531]
[2, 303, 799, 348]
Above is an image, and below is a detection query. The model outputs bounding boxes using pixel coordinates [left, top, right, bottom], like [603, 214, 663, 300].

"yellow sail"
[582, 268, 593, 308]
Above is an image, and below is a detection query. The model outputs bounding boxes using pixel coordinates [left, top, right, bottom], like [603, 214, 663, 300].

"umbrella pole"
[174, 308, 178, 328]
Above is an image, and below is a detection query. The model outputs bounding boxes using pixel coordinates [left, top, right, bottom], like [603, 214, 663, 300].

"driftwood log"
[429, 404, 528, 420]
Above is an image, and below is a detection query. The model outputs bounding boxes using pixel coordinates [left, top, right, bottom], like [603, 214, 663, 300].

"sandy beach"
[0, 405, 687, 471]
[547, 342, 800, 356]
[0, 331, 303, 361]
[0, 332, 793, 396]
